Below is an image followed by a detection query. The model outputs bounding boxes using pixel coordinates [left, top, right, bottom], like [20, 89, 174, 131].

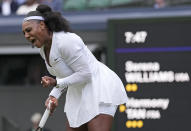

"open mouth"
[31, 39, 36, 44]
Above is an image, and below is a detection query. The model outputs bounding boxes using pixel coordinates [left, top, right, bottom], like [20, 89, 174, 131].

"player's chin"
[35, 45, 41, 48]
[33, 42, 42, 48]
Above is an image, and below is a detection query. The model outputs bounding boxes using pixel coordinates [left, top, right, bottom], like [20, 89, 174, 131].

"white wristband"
[49, 87, 63, 99]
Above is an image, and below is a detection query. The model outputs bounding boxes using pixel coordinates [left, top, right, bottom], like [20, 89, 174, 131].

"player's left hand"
[41, 76, 57, 88]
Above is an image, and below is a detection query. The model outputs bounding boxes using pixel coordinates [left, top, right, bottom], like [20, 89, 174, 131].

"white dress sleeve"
[49, 33, 92, 99]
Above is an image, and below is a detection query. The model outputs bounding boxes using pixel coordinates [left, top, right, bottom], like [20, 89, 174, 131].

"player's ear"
[39, 21, 46, 30]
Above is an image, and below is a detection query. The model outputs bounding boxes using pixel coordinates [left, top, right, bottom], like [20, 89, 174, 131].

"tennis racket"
[36, 100, 52, 131]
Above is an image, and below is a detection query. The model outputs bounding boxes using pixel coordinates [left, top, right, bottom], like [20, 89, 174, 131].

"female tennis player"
[22, 4, 128, 131]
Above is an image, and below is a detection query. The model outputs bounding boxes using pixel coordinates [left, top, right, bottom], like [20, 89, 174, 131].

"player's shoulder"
[54, 31, 81, 42]
[54, 31, 83, 49]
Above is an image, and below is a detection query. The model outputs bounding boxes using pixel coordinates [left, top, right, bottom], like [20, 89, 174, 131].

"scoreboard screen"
[108, 17, 191, 131]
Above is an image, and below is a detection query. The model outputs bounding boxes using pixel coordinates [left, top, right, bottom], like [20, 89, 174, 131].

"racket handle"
[38, 100, 52, 128]
[39, 108, 50, 128]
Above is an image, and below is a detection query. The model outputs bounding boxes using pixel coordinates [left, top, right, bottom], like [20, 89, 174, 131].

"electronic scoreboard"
[108, 17, 191, 131]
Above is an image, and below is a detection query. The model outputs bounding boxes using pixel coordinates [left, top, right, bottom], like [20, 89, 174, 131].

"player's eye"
[26, 28, 31, 33]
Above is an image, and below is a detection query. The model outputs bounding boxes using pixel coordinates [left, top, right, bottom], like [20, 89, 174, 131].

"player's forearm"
[59, 71, 91, 86]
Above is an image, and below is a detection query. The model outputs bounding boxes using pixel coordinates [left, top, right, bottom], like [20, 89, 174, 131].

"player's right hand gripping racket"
[36, 100, 52, 131]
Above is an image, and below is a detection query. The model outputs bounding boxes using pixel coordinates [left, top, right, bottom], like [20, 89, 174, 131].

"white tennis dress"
[40, 31, 128, 127]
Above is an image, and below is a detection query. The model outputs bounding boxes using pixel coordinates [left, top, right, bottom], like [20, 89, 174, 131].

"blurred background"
[0, 0, 191, 131]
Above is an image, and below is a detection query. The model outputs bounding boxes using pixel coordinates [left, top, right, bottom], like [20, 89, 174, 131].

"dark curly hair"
[25, 4, 71, 32]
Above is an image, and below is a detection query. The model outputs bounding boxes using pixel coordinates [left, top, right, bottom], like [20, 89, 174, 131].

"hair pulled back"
[26, 4, 71, 32]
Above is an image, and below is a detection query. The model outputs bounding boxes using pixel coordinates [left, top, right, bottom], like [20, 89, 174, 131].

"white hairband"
[23, 16, 44, 22]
